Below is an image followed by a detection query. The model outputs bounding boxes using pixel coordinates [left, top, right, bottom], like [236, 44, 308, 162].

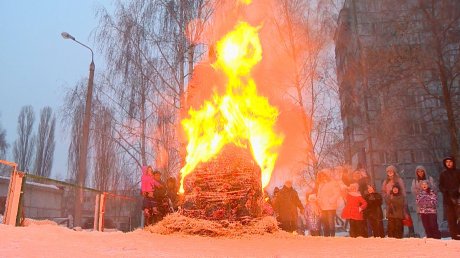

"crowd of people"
[267, 156, 460, 240]
[140, 156, 460, 239]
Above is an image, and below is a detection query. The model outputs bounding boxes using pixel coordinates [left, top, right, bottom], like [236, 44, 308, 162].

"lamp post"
[62, 32, 95, 227]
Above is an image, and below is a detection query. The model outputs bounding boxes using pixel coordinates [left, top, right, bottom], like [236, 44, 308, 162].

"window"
[415, 95, 425, 109]
[384, 151, 398, 163]
[409, 121, 428, 135]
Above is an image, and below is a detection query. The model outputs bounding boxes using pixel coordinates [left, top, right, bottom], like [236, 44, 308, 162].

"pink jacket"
[141, 166, 161, 193]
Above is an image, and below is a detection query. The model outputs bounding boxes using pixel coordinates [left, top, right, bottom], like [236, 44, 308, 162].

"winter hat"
[419, 180, 429, 187]
[391, 184, 401, 195]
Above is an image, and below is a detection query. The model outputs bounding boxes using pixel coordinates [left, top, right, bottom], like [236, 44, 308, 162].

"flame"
[179, 22, 284, 193]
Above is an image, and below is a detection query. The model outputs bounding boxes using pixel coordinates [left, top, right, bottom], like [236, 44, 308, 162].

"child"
[386, 184, 405, 238]
[342, 183, 368, 237]
[415, 180, 442, 239]
[304, 194, 321, 236]
[363, 184, 385, 237]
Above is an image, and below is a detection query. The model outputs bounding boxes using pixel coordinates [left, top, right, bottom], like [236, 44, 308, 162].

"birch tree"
[94, 0, 212, 181]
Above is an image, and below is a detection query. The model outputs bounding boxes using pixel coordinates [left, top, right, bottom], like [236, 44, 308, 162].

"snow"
[1, 218, 460, 258]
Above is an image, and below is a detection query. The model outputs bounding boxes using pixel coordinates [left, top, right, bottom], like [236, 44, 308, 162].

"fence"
[1, 160, 142, 231]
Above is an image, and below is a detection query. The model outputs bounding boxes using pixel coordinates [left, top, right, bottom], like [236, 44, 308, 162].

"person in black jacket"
[274, 180, 304, 233]
[439, 156, 460, 240]
[363, 184, 384, 238]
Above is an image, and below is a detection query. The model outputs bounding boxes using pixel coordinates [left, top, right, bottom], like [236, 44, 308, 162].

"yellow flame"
[179, 22, 283, 193]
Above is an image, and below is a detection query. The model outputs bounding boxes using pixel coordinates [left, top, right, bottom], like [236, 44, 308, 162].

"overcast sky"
[0, 1, 111, 179]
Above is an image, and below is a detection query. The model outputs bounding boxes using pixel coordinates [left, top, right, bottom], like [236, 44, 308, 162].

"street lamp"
[62, 31, 95, 227]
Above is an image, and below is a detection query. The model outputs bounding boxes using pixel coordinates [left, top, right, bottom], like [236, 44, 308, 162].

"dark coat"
[363, 192, 384, 220]
[439, 156, 460, 207]
[386, 192, 405, 219]
[275, 186, 303, 223]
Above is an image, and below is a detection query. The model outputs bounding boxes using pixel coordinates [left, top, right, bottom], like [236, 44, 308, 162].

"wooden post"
[97, 192, 106, 232]
[15, 175, 26, 226]
[2, 161, 23, 226]
[93, 194, 100, 231]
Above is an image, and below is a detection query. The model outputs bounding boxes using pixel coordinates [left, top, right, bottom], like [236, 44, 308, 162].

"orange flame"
[179, 22, 284, 193]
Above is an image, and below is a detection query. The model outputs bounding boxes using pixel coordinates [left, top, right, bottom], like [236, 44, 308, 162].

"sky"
[0, 1, 112, 179]
[1, 218, 460, 257]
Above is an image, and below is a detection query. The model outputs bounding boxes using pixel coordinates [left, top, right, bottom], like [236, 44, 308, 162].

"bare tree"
[13, 105, 36, 172]
[0, 119, 8, 176]
[361, 0, 460, 162]
[94, 0, 213, 181]
[407, 0, 460, 159]
[0, 121, 7, 159]
[33, 107, 56, 178]
[62, 82, 87, 185]
[153, 103, 182, 180]
[273, 0, 344, 177]
[92, 105, 120, 191]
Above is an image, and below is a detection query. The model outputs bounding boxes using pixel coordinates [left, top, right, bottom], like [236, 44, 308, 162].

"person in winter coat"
[411, 165, 437, 237]
[411, 166, 437, 196]
[304, 194, 322, 236]
[150, 170, 168, 224]
[347, 169, 370, 196]
[386, 184, 405, 238]
[317, 169, 342, 237]
[341, 183, 368, 238]
[363, 184, 385, 238]
[381, 165, 406, 199]
[382, 165, 416, 237]
[416, 180, 441, 239]
[274, 180, 304, 233]
[438, 156, 460, 240]
[166, 177, 179, 211]
[141, 166, 157, 227]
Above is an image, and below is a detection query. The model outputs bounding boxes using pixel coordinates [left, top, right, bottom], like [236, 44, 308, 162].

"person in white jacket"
[316, 169, 342, 237]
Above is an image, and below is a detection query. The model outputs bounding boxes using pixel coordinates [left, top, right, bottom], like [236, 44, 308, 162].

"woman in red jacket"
[342, 183, 368, 237]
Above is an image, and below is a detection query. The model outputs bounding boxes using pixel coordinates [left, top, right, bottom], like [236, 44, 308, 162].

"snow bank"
[1, 219, 460, 257]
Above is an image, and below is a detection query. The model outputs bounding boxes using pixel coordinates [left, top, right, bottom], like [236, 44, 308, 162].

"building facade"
[335, 0, 460, 233]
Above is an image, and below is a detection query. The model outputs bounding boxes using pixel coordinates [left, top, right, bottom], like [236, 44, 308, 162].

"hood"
[443, 156, 457, 170]
[391, 184, 402, 196]
[414, 165, 428, 180]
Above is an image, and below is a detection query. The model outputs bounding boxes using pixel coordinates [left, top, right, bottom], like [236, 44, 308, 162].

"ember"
[181, 144, 263, 221]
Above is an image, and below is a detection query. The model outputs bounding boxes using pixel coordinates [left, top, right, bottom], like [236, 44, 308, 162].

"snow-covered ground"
[1, 220, 460, 258]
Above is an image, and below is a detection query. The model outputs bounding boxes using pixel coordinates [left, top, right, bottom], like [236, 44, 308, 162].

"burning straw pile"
[146, 213, 280, 237]
[181, 144, 263, 221]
